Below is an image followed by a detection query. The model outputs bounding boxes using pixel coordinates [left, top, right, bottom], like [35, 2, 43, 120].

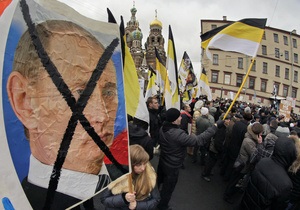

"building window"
[294, 53, 298, 63]
[251, 60, 256, 71]
[225, 55, 232, 67]
[274, 33, 279, 43]
[263, 62, 268, 74]
[211, 71, 218, 83]
[151, 37, 155, 43]
[275, 48, 280, 58]
[293, 38, 297, 48]
[262, 31, 266, 40]
[238, 57, 243, 69]
[294, 71, 298, 82]
[236, 74, 243, 87]
[283, 85, 289, 97]
[261, 80, 267, 92]
[213, 54, 219, 65]
[211, 24, 217, 29]
[285, 68, 290, 80]
[249, 77, 255, 89]
[292, 88, 297, 98]
[275, 65, 280, 77]
[284, 35, 288, 45]
[262, 45, 267, 55]
[224, 73, 231, 85]
[285, 50, 289, 60]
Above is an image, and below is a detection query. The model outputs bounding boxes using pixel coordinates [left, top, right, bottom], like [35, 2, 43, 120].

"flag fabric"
[178, 51, 197, 103]
[197, 68, 212, 101]
[144, 66, 158, 100]
[166, 25, 180, 110]
[201, 18, 267, 60]
[0, 0, 12, 16]
[119, 15, 149, 124]
[155, 48, 172, 108]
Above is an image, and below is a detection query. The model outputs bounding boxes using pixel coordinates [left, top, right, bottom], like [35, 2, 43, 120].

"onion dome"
[150, 19, 162, 28]
[132, 29, 143, 40]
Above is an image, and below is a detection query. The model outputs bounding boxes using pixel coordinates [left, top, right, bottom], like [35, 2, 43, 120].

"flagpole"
[223, 58, 256, 120]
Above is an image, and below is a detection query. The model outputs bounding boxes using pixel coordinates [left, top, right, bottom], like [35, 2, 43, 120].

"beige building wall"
[201, 19, 300, 114]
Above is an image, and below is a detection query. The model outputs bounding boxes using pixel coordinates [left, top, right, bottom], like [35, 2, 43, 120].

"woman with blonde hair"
[100, 145, 160, 209]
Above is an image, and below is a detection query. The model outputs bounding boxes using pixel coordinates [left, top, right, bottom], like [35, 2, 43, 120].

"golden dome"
[150, 19, 162, 28]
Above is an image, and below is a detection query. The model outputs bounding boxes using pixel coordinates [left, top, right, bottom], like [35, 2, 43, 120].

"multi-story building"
[201, 17, 300, 113]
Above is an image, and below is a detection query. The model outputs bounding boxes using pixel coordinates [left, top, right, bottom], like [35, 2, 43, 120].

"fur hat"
[194, 100, 204, 111]
[244, 107, 251, 114]
[201, 107, 209, 116]
[275, 126, 290, 137]
[166, 108, 181, 122]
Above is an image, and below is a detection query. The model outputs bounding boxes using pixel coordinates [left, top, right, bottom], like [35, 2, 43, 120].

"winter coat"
[128, 123, 154, 160]
[240, 136, 297, 210]
[210, 125, 226, 154]
[238, 125, 265, 173]
[195, 115, 212, 135]
[159, 121, 217, 168]
[180, 110, 192, 134]
[228, 119, 249, 160]
[263, 127, 278, 153]
[289, 170, 300, 206]
[148, 108, 161, 144]
[100, 163, 160, 210]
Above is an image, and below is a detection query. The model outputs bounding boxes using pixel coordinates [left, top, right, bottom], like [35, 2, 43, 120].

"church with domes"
[125, 5, 166, 85]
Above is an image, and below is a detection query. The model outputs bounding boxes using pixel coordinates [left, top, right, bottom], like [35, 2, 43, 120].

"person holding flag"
[100, 145, 160, 210]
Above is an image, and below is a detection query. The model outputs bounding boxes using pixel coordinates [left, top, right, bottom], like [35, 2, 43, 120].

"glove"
[216, 120, 225, 129]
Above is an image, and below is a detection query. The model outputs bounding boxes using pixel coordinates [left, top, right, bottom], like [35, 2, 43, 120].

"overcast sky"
[58, 0, 300, 74]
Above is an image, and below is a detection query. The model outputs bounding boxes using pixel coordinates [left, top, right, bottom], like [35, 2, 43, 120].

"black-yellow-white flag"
[201, 18, 267, 60]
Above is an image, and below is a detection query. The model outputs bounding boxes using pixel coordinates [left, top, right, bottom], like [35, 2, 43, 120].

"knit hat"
[194, 100, 204, 111]
[165, 108, 181, 122]
[201, 107, 209, 116]
[275, 126, 290, 137]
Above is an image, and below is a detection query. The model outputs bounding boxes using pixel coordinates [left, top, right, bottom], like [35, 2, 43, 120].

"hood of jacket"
[128, 123, 149, 139]
[272, 136, 297, 170]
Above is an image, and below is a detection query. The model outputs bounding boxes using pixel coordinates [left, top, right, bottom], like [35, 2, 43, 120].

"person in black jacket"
[156, 108, 221, 210]
[202, 114, 232, 182]
[128, 118, 154, 160]
[239, 136, 297, 210]
[221, 112, 253, 182]
[146, 97, 161, 149]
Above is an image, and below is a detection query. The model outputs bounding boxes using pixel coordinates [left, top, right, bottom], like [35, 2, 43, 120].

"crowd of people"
[100, 95, 300, 210]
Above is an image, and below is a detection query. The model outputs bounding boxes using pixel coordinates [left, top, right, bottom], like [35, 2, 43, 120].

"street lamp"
[290, 29, 296, 97]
